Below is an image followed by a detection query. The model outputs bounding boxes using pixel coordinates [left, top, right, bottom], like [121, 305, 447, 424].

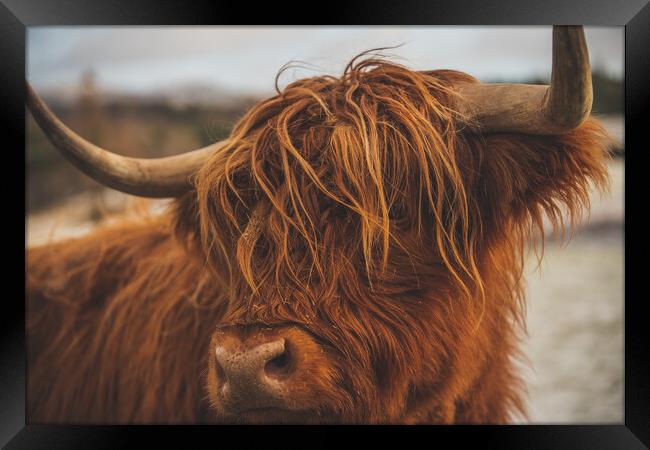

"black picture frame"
[3, 0, 648, 447]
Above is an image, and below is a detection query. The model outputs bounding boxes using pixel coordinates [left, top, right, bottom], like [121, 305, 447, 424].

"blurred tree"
[73, 69, 105, 200]
[75, 69, 103, 143]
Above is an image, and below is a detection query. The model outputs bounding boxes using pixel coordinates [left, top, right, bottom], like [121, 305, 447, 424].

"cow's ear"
[469, 118, 611, 239]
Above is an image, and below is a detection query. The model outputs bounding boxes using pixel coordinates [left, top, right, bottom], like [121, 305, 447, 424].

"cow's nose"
[215, 338, 290, 380]
[214, 337, 294, 412]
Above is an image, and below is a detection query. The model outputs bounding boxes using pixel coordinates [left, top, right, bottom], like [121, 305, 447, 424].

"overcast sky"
[27, 26, 623, 98]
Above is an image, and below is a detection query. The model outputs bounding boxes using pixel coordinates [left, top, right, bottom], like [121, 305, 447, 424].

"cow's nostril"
[264, 342, 293, 379]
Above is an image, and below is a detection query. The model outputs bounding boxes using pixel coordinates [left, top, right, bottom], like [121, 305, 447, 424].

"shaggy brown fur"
[26, 56, 610, 424]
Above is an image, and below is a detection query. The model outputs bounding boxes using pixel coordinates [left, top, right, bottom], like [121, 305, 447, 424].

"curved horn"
[457, 25, 593, 135]
[26, 82, 226, 197]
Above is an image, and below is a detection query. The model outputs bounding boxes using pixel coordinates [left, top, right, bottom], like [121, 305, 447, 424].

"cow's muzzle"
[209, 325, 324, 418]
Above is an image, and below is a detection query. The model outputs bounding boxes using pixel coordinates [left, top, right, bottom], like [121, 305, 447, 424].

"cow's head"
[28, 26, 610, 423]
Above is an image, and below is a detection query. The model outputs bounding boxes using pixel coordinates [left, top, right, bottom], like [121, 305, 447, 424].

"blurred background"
[26, 26, 624, 424]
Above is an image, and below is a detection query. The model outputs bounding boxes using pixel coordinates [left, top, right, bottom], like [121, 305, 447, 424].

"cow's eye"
[326, 203, 347, 220]
[388, 202, 408, 222]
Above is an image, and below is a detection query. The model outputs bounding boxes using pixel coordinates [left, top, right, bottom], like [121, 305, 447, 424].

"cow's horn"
[26, 82, 225, 198]
[456, 25, 593, 135]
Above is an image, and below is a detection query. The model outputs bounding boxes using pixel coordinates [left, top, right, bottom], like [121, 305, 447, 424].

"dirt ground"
[25, 160, 624, 424]
[517, 229, 623, 423]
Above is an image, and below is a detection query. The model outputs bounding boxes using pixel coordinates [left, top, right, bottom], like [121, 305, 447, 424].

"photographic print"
[25, 26, 624, 425]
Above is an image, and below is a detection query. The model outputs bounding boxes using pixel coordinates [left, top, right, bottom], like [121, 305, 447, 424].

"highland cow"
[26, 26, 610, 424]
